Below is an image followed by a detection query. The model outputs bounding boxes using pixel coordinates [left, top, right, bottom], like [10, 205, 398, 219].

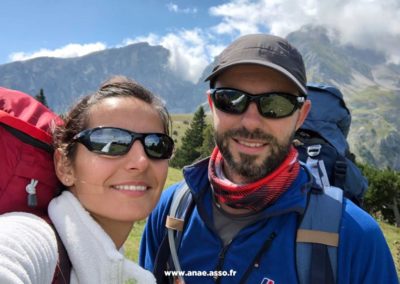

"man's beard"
[215, 127, 294, 183]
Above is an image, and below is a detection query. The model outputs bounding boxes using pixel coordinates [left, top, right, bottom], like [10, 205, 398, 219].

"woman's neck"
[91, 213, 133, 249]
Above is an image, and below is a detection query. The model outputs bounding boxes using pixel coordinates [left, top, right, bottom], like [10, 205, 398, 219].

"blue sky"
[1, 0, 399, 83]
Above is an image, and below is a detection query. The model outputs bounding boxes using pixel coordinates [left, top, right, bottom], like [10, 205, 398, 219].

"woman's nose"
[124, 140, 150, 171]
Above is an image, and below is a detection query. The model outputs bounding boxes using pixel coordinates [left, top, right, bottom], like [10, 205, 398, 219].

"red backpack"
[0, 87, 70, 283]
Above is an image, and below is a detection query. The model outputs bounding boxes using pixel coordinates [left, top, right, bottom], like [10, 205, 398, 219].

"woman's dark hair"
[53, 75, 171, 160]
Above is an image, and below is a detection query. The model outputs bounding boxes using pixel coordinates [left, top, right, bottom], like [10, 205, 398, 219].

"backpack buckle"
[307, 145, 322, 157]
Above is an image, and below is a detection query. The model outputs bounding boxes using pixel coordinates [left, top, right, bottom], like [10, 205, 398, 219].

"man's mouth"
[236, 139, 265, 148]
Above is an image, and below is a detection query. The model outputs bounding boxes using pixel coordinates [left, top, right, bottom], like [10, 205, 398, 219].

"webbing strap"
[43, 220, 71, 284]
[296, 229, 339, 247]
[306, 156, 330, 188]
[166, 216, 184, 231]
[333, 157, 347, 189]
[310, 244, 335, 284]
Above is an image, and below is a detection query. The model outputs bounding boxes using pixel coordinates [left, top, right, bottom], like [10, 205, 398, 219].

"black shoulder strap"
[51, 223, 72, 284]
[333, 155, 347, 189]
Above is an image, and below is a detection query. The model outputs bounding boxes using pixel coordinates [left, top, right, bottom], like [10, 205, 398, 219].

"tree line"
[171, 106, 400, 227]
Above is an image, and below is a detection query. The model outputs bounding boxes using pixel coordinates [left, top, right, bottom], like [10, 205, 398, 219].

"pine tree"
[199, 123, 215, 159]
[35, 88, 49, 108]
[170, 106, 206, 168]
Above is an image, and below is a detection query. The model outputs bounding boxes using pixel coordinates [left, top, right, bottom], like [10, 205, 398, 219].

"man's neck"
[217, 200, 254, 215]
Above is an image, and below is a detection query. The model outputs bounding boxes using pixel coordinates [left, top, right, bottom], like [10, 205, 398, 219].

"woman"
[49, 76, 174, 283]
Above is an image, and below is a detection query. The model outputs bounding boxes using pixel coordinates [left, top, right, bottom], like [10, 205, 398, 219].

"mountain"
[0, 42, 204, 114]
[287, 25, 400, 170]
[1, 25, 399, 169]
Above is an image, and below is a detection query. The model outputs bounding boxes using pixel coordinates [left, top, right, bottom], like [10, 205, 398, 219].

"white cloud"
[9, 42, 107, 62]
[166, 2, 198, 14]
[123, 29, 222, 83]
[208, 0, 400, 63]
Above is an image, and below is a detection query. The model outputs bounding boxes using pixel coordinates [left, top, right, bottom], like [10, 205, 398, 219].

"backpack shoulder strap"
[165, 182, 193, 281]
[296, 185, 343, 284]
[40, 218, 71, 284]
[153, 182, 194, 283]
[52, 227, 72, 284]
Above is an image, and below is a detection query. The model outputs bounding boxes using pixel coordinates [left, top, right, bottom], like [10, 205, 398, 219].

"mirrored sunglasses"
[72, 126, 174, 159]
[210, 88, 306, 119]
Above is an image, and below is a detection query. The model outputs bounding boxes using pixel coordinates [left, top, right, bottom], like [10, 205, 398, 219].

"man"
[139, 34, 398, 283]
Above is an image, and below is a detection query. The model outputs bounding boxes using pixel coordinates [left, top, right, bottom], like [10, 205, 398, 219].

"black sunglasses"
[72, 127, 174, 159]
[210, 88, 306, 119]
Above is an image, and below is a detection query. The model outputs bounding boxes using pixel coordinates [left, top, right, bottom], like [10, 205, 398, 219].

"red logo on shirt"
[261, 277, 275, 284]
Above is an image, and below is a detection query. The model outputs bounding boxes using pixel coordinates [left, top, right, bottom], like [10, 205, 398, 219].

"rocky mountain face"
[0, 42, 204, 114]
[287, 25, 400, 170]
[0, 25, 399, 169]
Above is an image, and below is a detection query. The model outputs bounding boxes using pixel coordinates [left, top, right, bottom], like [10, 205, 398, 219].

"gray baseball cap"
[205, 34, 307, 95]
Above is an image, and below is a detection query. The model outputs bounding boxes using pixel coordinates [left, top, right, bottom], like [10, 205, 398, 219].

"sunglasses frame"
[210, 87, 306, 119]
[72, 126, 174, 159]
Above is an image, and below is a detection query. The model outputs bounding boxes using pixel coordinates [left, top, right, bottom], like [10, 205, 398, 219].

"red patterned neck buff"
[209, 146, 300, 212]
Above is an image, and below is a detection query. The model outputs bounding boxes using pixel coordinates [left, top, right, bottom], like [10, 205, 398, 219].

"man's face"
[210, 64, 310, 184]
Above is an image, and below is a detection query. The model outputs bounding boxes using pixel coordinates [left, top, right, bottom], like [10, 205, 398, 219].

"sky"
[1, 0, 399, 83]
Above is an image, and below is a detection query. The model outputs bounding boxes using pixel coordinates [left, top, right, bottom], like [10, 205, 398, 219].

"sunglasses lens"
[212, 88, 300, 119]
[76, 127, 174, 159]
[213, 89, 248, 114]
[89, 128, 131, 155]
[144, 134, 174, 159]
[259, 94, 297, 118]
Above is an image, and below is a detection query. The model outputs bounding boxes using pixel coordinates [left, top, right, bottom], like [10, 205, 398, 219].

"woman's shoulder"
[0, 212, 57, 241]
[0, 212, 58, 284]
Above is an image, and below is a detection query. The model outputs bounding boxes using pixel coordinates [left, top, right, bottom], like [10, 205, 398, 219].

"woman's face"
[60, 96, 169, 226]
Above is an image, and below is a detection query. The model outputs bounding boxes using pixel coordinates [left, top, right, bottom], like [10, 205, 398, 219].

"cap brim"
[205, 60, 307, 95]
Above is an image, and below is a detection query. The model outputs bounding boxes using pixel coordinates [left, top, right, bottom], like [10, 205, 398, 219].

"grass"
[378, 221, 400, 275]
[170, 114, 193, 148]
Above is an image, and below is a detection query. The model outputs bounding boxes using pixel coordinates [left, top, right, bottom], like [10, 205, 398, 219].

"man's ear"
[295, 100, 311, 130]
[207, 91, 214, 110]
[54, 149, 75, 187]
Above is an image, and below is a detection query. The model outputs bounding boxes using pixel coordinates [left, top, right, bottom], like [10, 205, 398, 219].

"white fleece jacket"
[48, 191, 156, 284]
[0, 212, 58, 284]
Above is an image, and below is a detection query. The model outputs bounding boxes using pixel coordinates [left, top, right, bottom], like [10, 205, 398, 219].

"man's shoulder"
[343, 200, 378, 227]
[338, 199, 398, 282]
[341, 199, 383, 238]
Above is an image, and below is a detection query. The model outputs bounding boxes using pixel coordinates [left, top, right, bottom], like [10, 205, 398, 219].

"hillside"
[287, 25, 400, 169]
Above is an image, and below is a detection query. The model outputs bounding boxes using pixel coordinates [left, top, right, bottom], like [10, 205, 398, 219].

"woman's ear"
[54, 149, 75, 187]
